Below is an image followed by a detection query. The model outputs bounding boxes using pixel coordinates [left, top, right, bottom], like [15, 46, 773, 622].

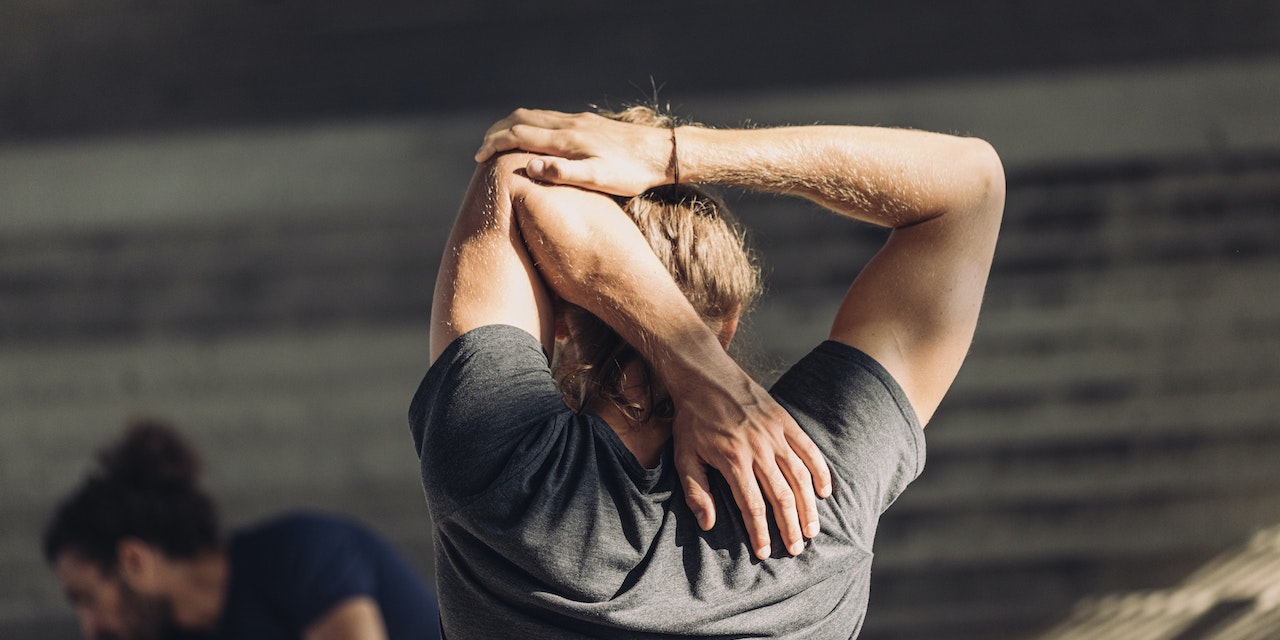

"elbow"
[963, 137, 1006, 222]
[481, 152, 537, 194]
[911, 136, 1005, 229]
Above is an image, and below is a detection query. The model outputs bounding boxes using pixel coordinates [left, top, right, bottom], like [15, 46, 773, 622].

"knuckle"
[770, 478, 796, 504]
[788, 459, 813, 482]
[774, 493, 796, 513]
[720, 448, 748, 466]
[674, 450, 696, 466]
[799, 437, 825, 461]
[745, 502, 769, 519]
[728, 453, 754, 473]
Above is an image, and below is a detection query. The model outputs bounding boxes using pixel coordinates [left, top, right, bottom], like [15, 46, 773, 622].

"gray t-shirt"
[410, 324, 924, 639]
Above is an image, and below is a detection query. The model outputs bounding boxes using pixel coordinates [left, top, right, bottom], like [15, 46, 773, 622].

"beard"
[98, 580, 178, 640]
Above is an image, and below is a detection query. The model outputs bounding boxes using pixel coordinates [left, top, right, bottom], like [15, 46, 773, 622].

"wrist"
[669, 125, 715, 185]
[657, 330, 741, 400]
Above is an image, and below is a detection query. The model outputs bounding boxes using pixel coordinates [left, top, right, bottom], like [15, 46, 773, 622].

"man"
[44, 420, 441, 640]
[411, 107, 1003, 637]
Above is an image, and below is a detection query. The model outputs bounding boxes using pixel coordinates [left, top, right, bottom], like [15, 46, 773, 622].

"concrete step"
[2, 155, 1276, 347]
[908, 430, 1280, 511]
[861, 549, 1221, 640]
[0, 211, 442, 343]
[874, 489, 1280, 571]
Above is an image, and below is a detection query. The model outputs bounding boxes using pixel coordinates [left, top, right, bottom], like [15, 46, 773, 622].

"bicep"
[302, 597, 387, 640]
[430, 156, 554, 363]
[830, 169, 1003, 425]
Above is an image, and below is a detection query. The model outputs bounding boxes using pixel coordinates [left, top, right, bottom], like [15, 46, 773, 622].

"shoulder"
[230, 512, 375, 567]
[775, 341, 918, 417]
[411, 323, 558, 427]
[228, 511, 406, 596]
[411, 324, 573, 514]
[771, 340, 925, 476]
[234, 511, 358, 542]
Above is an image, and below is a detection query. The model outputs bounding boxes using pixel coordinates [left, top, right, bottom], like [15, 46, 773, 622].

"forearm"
[512, 169, 824, 558]
[303, 598, 387, 640]
[510, 171, 732, 388]
[675, 125, 999, 228]
[476, 121, 835, 555]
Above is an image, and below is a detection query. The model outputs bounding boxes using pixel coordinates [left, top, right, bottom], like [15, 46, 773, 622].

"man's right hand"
[666, 354, 832, 560]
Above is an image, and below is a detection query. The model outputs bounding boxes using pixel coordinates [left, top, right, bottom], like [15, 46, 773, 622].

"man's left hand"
[475, 108, 673, 196]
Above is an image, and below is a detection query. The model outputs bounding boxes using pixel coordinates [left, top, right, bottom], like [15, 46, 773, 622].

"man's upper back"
[412, 325, 923, 639]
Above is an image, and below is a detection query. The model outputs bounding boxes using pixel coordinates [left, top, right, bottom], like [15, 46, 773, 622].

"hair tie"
[669, 122, 680, 185]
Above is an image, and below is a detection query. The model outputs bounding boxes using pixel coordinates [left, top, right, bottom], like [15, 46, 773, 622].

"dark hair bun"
[97, 418, 203, 488]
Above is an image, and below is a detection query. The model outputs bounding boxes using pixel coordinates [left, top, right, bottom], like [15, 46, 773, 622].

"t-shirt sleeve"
[408, 324, 569, 516]
[770, 340, 925, 547]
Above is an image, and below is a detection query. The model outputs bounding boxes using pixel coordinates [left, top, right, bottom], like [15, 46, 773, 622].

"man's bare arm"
[506, 158, 829, 559]
[478, 111, 1004, 425]
[435, 151, 828, 559]
[674, 125, 1004, 425]
[429, 157, 556, 363]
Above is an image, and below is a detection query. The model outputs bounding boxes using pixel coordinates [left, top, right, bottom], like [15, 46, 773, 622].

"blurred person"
[44, 420, 441, 640]
[410, 106, 1004, 637]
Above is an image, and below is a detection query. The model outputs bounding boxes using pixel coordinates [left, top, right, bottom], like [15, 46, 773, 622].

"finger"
[483, 108, 574, 138]
[526, 157, 598, 189]
[723, 458, 772, 560]
[474, 134, 511, 163]
[477, 125, 584, 164]
[506, 107, 576, 128]
[475, 119, 521, 161]
[779, 448, 819, 540]
[476, 109, 578, 161]
[756, 461, 805, 556]
[786, 425, 833, 498]
[475, 125, 547, 163]
[476, 125, 548, 162]
[675, 452, 717, 531]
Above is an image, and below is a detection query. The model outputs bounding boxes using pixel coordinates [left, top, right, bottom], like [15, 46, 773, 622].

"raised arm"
[433, 152, 829, 560]
[677, 126, 1004, 425]
[429, 155, 556, 362]
[477, 110, 1005, 425]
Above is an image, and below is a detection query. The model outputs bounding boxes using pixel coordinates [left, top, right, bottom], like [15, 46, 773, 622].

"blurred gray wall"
[2, 2, 1279, 639]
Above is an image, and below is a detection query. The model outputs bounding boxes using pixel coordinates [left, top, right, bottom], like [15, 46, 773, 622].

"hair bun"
[97, 418, 203, 488]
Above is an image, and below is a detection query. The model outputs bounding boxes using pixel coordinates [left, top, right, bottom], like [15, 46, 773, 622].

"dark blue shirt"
[179, 512, 440, 639]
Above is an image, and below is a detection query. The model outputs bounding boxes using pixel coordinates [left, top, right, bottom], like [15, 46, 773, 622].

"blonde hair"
[554, 106, 762, 423]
